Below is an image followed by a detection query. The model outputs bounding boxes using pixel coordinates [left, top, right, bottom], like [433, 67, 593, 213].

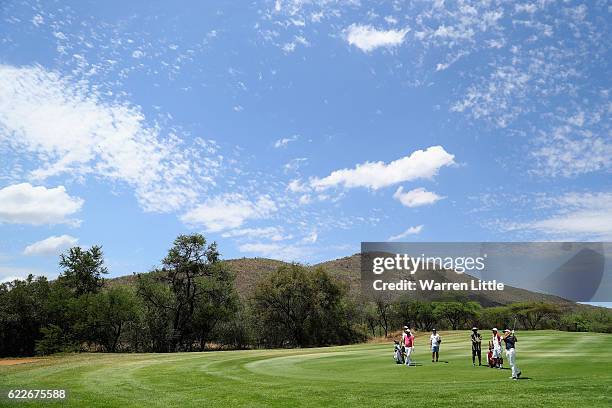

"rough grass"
[1, 330, 610, 407]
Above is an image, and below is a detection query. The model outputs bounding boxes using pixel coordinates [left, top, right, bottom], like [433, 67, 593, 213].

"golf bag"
[393, 342, 404, 364]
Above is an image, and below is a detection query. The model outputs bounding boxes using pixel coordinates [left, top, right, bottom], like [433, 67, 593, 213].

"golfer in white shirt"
[430, 329, 441, 363]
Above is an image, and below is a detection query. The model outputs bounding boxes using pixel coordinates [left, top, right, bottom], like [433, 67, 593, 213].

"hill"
[108, 253, 575, 307]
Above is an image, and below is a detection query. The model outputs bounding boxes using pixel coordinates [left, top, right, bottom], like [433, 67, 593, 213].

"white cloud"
[31, 14, 44, 27]
[451, 66, 531, 128]
[531, 120, 612, 178]
[221, 226, 288, 241]
[501, 192, 612, 240]
[0, 183, 83, 225]
[310, 146, 454, 191]
[388, 225, 423, 241]
[528, 193, 612, 240]
[345, 24, 408, 52]
[0, 64, 214, 213]
[283, 157, 308, 173]
[274, 134, 299, 148]
[282, 36, 309, 53]
[23, 234, 78, 256]
[303, 230, 318, 243]
[181, 194, 277, 232]
[287, 179, 309, 193]
[393, 187, 444, 208]
[298, 194, 312, 205]
[384, 16, 398, 25]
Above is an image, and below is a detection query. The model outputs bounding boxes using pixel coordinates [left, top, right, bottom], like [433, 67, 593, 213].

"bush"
[35, 324, 78, 355]
[560, 308, 612, 333]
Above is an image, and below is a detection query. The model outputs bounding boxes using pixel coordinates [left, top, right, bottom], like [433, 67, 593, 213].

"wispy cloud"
[0, 64, 218, 213]
[274, 134, 299, 148]
[221, 226, 289, 242]
[530, 102, 612, 178]
[388, 225, 423, 241]
[496, 192, 612, 241]
[181, 194, 277, 232]
[283, 157, 308, 173]
[344, 24, 408, 52]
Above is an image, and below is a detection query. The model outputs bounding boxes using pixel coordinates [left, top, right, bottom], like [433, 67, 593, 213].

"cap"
[403, 326, 409, 330]
[504, 329, 511, 332]
[432, 328, 437, 331]
[472, 327, 478, 331]
[492, 328, 498, 331]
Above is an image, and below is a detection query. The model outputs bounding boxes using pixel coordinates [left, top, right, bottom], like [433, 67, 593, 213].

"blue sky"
[0, 0, 610, 281]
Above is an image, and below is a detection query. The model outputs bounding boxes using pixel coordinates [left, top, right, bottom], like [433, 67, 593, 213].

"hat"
[472, 327, 478, 331]
[492, 328, 498, 331]
[432, 328, 437, 332]
[504, 329, 511, 332]
[403, 325, 409, 330]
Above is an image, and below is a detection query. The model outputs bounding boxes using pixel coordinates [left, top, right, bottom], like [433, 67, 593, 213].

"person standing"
[401, 326, 415, 367]
[471, 327, 482, 366]
[503, 329, 522, 380]
[491, 328, 503, 369]
[430, 329, 441, 362]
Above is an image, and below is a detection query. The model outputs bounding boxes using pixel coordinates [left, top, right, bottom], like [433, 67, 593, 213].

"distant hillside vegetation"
[107, 253, 575, 307]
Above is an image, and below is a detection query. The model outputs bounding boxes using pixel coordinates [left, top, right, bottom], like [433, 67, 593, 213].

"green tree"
[252, 264, 357, 347]
[510, 302, 561, 330]
[373, 295, 393, 337]
[191, 263, 239, 350]
[309, 267, 357, 345]
[136, 234, 235, 352]
[88, 286, 140, 352]
[58, 246, 108, 295]
[393, 298, 437, 331]
[252, 264, 314, 347]
[136, 274, 174, 352]
[479, 306, 513, 330]
[0, 275, 50, 357]
[361, 301, 380, 337]
[433, 301, 481, 330]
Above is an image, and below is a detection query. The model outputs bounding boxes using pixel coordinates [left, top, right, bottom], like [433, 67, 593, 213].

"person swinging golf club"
[401, 326, 415, 367]
[503, 328, 522, 380]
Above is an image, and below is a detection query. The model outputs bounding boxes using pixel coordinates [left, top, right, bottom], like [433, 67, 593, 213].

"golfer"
[471, 327, 482, 366]
[503, 329, 522, 380]
[401, 326, 415, 367]
[430, 329, 441, 362]
[491, 328, 503, 369]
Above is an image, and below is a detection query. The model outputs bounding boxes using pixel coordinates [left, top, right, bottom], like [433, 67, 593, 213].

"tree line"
[1, 234, 610, 357]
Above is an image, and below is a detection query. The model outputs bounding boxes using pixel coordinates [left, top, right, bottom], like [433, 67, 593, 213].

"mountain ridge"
[108, 253, 575, 307]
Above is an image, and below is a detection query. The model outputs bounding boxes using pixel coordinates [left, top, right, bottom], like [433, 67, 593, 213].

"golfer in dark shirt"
[470, 327, 482, 366]
[503, 329, 522, 380]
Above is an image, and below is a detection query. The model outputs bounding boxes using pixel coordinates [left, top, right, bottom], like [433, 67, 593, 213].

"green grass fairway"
[1, 331, 610, 407]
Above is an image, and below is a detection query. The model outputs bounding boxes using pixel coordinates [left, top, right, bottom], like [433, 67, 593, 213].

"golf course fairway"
[1, 330, 610, 407]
